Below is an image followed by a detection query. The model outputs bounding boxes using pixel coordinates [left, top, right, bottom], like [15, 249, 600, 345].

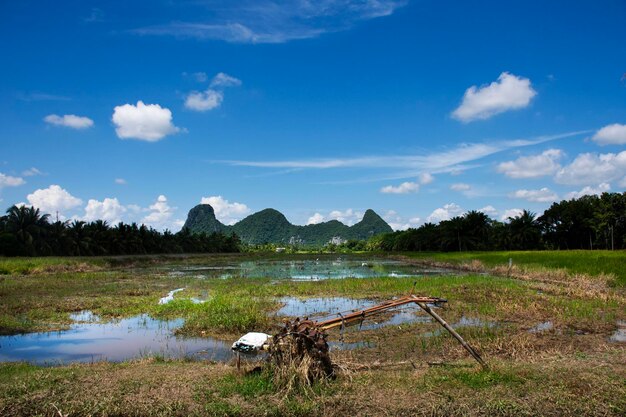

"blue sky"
[1, 0, 625, 230]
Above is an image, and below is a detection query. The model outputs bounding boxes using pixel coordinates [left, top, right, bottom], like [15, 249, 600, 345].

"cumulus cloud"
[142, 195, 183, 230]
[26, 185, 82, 215]
[380, 173, 434, 194]
[380, 181, 419, 194]
[501, 208, 523, 222]
[554, 151, 626, 186]
[479, 205, 498, 217]
[592, 123, 626, 145]
[510, 187, 559, 203]
[426, 203, 463, 223]
[44, 114, 94, 129]
[564, 183, 611, 200]
[452, 72, 537, 122]
[383, 210, 421, 231]
[328, 209, 363, 226]
[112, 101, 180, 141]
[83, 198, 127, 224]
[185, 72, 241, 112]
[114, 178, 127, 185]
[497, 149, 563, 179]
[185, 89, 224, 111]
[450, 183, 471, 191]
[307, 212, 325, 225]
[0, 173, 26, 189]
[200, 195, 251, 225]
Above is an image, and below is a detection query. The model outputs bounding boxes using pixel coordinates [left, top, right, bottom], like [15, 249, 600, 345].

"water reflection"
[159, 257, 454, 281]
[0, 313, 233, 365]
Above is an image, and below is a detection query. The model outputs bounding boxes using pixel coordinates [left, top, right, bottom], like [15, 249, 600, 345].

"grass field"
[403, 250, 626, 286]
[0, 252, 624, 416]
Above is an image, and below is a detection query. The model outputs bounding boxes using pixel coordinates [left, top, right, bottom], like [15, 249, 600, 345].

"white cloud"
[184, 71, 208, 82]
[134, 1, 407, 44]
[479, 205, 498, 217]
[114, 178, 127, 185]
[381, 181, 419, 194]
[450, 183, 471, 191]
[26, 185, 82, 215]
[0, 173, 26, 189]
[383, 210, 421, 231]
[22, 167, 43, 177]
[112, 101, 180, 141]
[501, 208, 523, 222]
[224, 131, 588, 184]
[307, 212, 325, 225]
[555, 151, 626, 185]
[328, 209, 363, 226]
[142, 195, 183, 230]
[426, 203, 463, 224]
[565, 183, 611, 200]
[185, 89, 224, 111]
[452, 72, 537, 122]
[83, 198, 127, 224]
[592, 123, 626, 145]
[419, 172, 434, 184]
[185, 72, 241, 112]
[210, 72, 242, 88]
[497, 149, 563, 179]
[44, 114, 94, 129]
[380, 172, 435, 194]
[510, 187, 559, 203]
[200, 195, 251, 225]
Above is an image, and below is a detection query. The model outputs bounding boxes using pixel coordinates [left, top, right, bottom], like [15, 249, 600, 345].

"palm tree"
[508, 210, 542, 250]
[4, 205, 50, 255]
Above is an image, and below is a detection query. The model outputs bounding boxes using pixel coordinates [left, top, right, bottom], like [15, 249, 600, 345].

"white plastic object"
[231, 332, 271, 354]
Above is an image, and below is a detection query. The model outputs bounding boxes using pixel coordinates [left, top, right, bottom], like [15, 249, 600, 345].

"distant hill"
[182, 204, 392, 246]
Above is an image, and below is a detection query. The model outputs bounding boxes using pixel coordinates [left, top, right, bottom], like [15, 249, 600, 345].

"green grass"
[404, 250, 626, 286]
[0, 256, 105, 275]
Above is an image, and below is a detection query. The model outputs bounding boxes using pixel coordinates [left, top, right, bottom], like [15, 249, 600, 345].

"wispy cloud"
[16, 92, 71, 102]
[134, 0, 407, 44]
[220, 130, 590, 181]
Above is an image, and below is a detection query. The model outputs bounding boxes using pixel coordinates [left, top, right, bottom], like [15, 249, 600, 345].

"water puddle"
[329, 340, 375, 351]
[610, 320, 626, 343]
[158, 288, 185, 304]
[529, 321, 553, 333]
[156, 256, 457, 281]
[158, 288, 208, 305]
[276, 297, 433, 330]
[0, 312, 233, 365]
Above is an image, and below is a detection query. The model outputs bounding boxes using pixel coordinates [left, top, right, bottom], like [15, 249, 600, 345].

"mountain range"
[182, 204, 393, 246]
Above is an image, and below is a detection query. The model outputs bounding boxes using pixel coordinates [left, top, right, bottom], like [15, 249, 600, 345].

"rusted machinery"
[232, 291, 487, 380]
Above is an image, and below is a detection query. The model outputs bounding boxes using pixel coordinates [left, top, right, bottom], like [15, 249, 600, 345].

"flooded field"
[0, 255, 462, 365]
[156, 255, 454, 280]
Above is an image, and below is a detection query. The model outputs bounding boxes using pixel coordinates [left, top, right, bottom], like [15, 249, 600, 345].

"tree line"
[0, 205, 241, 256]
[366, 192, 626, 252]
